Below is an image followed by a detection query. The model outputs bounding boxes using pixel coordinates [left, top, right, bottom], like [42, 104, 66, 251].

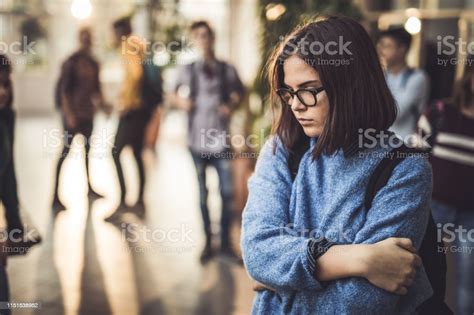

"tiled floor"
[4, 110, 254, 315]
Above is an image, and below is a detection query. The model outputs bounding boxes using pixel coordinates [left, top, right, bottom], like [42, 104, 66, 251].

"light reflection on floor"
[4, 111, 254, 315]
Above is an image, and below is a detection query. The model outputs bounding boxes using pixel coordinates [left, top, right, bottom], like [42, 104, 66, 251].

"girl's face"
[282, 55, 329, 137]
[0, 71, 11, 109]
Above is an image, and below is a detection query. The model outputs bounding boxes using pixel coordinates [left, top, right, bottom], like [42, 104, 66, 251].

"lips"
[297, 118, 313, 126]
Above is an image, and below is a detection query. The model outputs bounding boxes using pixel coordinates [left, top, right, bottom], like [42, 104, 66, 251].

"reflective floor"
[4, 111, 254, 315]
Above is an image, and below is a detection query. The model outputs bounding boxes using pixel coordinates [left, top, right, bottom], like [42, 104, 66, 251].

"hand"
[180, 98, 193, 112]
[218, 105, 231, 119]
[252, 280, 275, 292]
[361, 238, 421, 295]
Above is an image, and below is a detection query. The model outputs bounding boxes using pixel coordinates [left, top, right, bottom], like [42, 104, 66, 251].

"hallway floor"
[3, 111, 254, 315]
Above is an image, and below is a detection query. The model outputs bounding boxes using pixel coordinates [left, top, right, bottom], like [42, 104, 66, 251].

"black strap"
[364, 144, 451, 314]
[218, 61, 229, 104]
[401, 67, 414, 89]
[189, 62, 197, 101]
[364, 144, 418, 210]
[288, 137, 310, 181]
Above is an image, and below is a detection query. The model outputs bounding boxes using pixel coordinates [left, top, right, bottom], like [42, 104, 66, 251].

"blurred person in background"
[0, 115, 10, 315]
[377, 28, 430, 141]
[0, 54, 41, 255]
[105, 17, 153, 221]
[421, 63, 474, 315]
[171, 21, 245, 263]
[52, 27, 107, 211]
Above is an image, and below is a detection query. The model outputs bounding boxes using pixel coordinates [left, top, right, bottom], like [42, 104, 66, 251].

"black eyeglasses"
[276, 87, 325, 107]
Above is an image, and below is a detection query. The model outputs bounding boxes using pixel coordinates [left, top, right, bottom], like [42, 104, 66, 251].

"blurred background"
[0, 0, 473, 314]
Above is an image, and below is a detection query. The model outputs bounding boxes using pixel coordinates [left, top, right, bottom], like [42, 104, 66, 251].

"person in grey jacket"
[171, 21, 245, 263]
[377, 28, 430, 141]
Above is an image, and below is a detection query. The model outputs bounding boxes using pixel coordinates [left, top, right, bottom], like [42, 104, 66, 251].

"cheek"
[308, 99, 329, 124]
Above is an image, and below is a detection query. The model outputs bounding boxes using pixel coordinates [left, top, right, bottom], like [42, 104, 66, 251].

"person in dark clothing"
[0, 118, 10, 314]
[105, 17, 158, 221]
[171, 21, 245, 263]
[52, 28, 106, 211]
[421, 63, 474, 315]
[0, 54, 41, 255]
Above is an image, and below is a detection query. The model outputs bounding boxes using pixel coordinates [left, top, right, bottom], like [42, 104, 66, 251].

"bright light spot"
[71, 0, 92, 20]
[265, 3, 286, 21]
[404, 16, 421, 35]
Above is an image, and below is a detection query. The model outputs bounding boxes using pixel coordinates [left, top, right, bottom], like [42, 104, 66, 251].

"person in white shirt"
[377, 28, 430, 141]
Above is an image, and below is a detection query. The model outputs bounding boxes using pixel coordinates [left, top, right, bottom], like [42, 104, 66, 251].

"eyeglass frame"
[276, 86, 325, 107]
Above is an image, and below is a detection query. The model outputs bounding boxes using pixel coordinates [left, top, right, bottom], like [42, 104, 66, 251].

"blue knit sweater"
[241, 137, 433, 314]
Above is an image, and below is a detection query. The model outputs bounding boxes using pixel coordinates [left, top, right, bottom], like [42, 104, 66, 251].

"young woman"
[241, 16, 433, 313]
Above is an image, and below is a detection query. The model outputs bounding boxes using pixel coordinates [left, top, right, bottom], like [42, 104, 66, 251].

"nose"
[290, 95, 306, 112]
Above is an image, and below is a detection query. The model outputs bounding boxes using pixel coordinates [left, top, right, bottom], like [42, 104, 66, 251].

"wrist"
[351, 244, 372, 278]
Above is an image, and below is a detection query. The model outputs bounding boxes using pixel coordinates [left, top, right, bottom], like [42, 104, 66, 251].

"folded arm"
[241, 138, 324, 292]
[323, 155, 433, 313]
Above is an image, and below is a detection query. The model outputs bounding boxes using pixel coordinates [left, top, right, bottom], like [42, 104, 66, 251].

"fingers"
[253, 281, 274, 292]
[413, 254, 422, 267]
[252, 281, 264, 291]
[394, 286, 408, 295]
[253, 285, 273, 292]
[402, 277, 415, 287]
[394, 238, 416, 253]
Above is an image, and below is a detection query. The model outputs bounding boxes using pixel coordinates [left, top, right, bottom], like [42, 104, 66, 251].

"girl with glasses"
[240, 16, 435, 314]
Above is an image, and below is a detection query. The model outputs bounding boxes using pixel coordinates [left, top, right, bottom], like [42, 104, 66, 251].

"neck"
[387, 61, 407, 75]
[79, 47, 90, 54]
[203, 50, 215, 62]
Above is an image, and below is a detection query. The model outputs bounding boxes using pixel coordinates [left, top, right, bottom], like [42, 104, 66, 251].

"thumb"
[395, 238, 416, 253]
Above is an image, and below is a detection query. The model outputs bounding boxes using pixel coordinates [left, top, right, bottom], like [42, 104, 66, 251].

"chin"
[302, 126, 322, 138]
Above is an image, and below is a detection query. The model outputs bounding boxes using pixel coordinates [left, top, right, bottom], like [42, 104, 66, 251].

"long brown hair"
[267, 15, 397, 158]
[454, 61, 474, 110]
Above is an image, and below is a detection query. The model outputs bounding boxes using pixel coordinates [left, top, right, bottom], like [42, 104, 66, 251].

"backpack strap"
[218, 61, 230, 104]
[288, 137, 310, 181]
[189, 62, 197, 101]
[364, 144, 451, 314]
[401, 67, 414, 89]
[364, 144, 417, 210]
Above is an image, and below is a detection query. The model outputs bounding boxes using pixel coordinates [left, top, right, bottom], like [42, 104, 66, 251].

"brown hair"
[190, 20, 215, 39]
[267, 15, 397, 158]
[453, 61, 474, 110]
[113, 17, 132, 36]
[377, 27, 412, 51]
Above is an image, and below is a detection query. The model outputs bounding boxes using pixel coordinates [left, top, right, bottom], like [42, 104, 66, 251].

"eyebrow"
[283, 79, 320, 89]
